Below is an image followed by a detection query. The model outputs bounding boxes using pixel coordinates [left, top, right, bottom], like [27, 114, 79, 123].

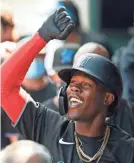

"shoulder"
[22, 100, 62, 122]
[15, 100, 68, 140]
[109, 125, 134, 162]
[109, 125, 134, 149]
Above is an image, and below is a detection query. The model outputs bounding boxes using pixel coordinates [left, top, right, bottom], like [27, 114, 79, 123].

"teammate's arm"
[1, 7, 74, 124]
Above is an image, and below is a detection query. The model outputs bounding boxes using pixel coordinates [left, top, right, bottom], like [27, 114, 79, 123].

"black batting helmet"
[58, 53, 123, 116]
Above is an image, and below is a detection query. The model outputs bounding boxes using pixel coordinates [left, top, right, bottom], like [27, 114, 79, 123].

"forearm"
[1, 33, 47, 123]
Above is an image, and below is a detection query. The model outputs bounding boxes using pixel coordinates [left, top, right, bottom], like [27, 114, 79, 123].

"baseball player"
[1, 7, 134, 163]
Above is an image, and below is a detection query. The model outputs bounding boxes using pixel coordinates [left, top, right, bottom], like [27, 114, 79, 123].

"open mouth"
[69, 96, 83, 108]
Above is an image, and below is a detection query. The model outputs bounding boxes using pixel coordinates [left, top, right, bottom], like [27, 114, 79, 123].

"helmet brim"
[58, 67, 105, 88]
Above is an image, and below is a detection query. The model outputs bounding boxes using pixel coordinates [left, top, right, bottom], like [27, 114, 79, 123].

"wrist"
[38, 27, 50, 42]
[36, 32, 48, 44]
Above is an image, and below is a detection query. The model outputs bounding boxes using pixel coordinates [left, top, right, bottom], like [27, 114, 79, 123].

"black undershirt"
[73, 134, 103, 163]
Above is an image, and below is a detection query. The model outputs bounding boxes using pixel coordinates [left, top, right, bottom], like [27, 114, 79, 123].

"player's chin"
[66, 110, 81, 121]
[67, 114, 80, 121]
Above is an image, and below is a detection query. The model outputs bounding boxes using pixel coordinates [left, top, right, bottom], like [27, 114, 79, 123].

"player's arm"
[1, 7, 74, 125]
[1, 33, 47, 124]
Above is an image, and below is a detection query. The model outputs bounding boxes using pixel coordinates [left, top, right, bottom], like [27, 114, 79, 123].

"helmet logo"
[74, 56, 92, 68]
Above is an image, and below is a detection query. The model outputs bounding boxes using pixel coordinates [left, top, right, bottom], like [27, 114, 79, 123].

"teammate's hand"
[38, 7, 75, 42]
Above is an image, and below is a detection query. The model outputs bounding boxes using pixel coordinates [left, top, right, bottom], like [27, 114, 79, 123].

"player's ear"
[104, 92, 114, 106]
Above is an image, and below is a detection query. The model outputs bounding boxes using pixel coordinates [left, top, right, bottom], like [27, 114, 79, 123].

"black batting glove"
[38, 7, 75, 42]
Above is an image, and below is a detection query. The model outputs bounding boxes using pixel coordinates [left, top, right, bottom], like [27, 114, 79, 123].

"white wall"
[1, 0, 57, 36]
[1, 0, 89, 36]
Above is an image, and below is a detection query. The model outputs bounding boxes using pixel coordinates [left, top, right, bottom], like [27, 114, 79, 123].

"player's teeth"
[70, 97, 83, 104]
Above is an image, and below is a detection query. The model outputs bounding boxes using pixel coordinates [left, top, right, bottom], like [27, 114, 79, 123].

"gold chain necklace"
[74, 125, 110, 163]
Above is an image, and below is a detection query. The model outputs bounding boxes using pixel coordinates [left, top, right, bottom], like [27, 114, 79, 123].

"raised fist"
[38, 7, 75, 42]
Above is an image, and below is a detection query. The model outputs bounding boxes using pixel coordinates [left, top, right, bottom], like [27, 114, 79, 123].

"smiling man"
[1, 7, 134, 163]
[67, 72, 110, 122]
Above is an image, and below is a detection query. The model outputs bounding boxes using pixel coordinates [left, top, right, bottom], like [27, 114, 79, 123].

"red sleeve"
[1, 33, 47, 124]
